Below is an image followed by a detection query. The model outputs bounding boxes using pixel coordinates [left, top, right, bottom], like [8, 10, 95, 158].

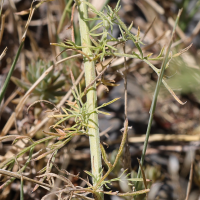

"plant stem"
[57, 0, 73, 34]
[135, 9, 183, 190]
[0, 136, 55, 169]
[0, 5, 37, 105]
[76, 0, 103, 197]
[0, 40, 24, 105]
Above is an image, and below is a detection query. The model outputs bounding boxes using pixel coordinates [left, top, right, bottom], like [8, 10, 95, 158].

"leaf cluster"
[11, 60, 66, 103]
[49, 74, 119, 135]
[52, 0, 191, 107]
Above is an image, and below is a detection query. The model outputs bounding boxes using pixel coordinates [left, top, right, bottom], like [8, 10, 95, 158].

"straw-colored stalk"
[76, 0, 103, 197]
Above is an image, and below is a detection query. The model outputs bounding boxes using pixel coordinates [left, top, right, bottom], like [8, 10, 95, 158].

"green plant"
[0, 0, 190, 200]
[11, 60, 66, 103]
[0, 0, 47, 105]
[52, 0, 187, 198]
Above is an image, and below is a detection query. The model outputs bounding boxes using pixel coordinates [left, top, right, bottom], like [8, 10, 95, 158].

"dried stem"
[0, 169, 53, 189]
[122, 44, 132, 173]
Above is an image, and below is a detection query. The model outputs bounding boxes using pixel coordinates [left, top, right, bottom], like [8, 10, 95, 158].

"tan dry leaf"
[162, 80, 187, 105]
[15, 9, 30, 15]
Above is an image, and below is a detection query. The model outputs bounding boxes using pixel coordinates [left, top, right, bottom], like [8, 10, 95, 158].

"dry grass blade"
[173, 43, 193, 57]
[67, 2, 76, 43]
[144, 0, 164, 15]
[190, 20, 200, 41]
[43, 130, 64, 138]
[117, 189, 150, 197]
[142, 17, 156, 41]
[185, 162, 194, 200]
[0, 0, 4, 18]
[27, 100, 58, 114]
[142, 30, 167, 51]
[0, 13, 5, 45]
[75, 194, 94, 200]
[162, 80, 186, 105]
[33, 150, 55, 161]
[128, 134, 200, 143]
[0, 135, 19, 142]
[32, 151, 57, 193]
[103, 189, 150, 197]
[37, 173, 74, 187]
[0, 169, 53, 189]
[137, 158, 148, 198]
[40, 189, 70, 200]
[99, 126, 112, 137]
[0, 46, 7, 61]
[46, 2, 57, 57]
[32, 177, 46, 193]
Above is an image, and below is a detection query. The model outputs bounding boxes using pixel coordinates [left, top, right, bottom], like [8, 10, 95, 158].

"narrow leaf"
[162, 80, 186, 105]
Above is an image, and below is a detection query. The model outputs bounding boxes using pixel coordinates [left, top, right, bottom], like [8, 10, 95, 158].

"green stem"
[94, 119, 128, 190]
[0, 4, 37, 105]
[135, 9, 183, 190]
[0, 136, 55, 169]
[0, 40, 24, 104]
[57, 0, 73, 34]
[76, 0, 103, 198]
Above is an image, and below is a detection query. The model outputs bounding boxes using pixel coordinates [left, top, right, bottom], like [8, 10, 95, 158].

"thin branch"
[0, 169, 53, 189]
[94, 119, 129, 190]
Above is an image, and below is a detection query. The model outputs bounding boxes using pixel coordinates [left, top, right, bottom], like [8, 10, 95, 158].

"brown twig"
[0, 13, 5, 45]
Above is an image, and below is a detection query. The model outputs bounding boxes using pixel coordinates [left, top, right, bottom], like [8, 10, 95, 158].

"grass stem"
[135, 9, 183, 190]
